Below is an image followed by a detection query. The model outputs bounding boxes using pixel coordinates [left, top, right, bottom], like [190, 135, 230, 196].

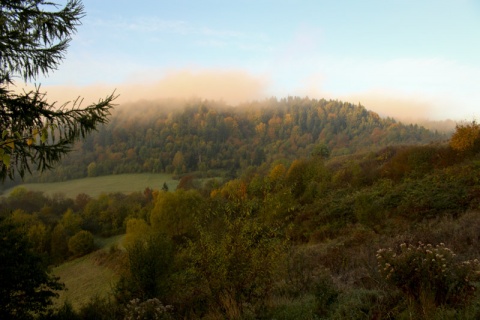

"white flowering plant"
[376, 242, 480, 308]
[124, 298, 174, 320]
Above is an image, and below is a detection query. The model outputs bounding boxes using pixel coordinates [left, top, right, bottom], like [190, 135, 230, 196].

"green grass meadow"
[53, 235, 125, 310]
[3, 173, 178, 198]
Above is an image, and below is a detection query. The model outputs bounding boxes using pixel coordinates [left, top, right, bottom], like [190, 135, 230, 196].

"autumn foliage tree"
[68, 230, 94, 257]
[449, 121, 480, 155]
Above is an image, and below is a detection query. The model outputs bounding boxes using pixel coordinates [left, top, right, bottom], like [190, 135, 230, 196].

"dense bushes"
[377, 242, 480, 316]
[0, 189, 153, 265]
[364, 213, 480, 318]
[117, 233, 173, 302]
[68, 230, 95, 257]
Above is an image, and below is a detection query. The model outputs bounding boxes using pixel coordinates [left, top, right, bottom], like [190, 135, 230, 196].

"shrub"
[266, 294, 317, 320]
[124, 298, 174, 320]
[330, 289, 385, 320]
[38, 302, 80, 320]
[313, 274, 339, 317]
[68, 230, 95, 257]
[283, 246, 323, 296]
[179, 216, 285, 318]
[117, 234, 173, 302]
[377, 242, 480, 315]
[78, 296, 123, 320]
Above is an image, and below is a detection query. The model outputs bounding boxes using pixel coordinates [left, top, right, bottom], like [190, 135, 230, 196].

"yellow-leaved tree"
[449, 121, 480, 155]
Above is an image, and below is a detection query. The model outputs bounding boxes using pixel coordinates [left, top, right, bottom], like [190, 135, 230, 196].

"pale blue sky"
[39, 0, 480, 121]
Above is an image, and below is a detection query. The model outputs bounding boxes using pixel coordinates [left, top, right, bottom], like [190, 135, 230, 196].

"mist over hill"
[23, 96, 446, 183]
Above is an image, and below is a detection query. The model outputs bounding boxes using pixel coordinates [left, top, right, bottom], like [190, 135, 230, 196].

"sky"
[36, 0, 480, 121]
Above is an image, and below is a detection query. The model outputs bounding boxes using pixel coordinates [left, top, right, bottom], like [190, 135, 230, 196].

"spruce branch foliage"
[0, 0, 117, 180]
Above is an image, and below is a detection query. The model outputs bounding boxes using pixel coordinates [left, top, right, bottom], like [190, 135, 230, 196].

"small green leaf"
[2, 130, 8, 139]
[2, 154, 10, 167]
[41, 128, 48, 143]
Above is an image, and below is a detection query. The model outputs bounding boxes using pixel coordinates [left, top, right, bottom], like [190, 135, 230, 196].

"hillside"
[53, 235, 125, 310]
[2, 121, 480, 319]
[22, 97, 445, 183]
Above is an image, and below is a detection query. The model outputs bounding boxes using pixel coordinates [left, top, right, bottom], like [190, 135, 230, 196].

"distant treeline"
[25, 97, 444, 182]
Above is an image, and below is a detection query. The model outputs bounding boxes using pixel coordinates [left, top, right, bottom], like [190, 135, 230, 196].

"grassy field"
[2, 173, 178, 198]
[53, 235, 125, 311]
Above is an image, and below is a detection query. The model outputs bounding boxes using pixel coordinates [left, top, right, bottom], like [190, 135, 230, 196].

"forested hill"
[27, 96, 444, 182]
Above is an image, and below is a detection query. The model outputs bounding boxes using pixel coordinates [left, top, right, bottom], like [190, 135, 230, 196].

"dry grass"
[52, 235, 126, 310]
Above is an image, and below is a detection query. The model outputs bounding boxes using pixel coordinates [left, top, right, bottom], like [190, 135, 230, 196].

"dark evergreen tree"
[0, 217, 64, 319]
[0, 0, 117, 180]
[162, 182, 169, 192]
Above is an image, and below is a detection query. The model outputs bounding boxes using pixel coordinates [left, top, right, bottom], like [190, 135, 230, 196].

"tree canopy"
[0, 0, 117, 181]
[449, 120, 480, 155]
[0, 217, 64, 319]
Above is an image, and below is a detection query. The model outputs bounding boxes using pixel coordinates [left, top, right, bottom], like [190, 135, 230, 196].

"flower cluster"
[124, 298, 174, 320]
[377, 242, 480, 307]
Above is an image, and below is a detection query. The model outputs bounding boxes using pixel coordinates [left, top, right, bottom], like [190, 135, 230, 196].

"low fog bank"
[19, 69, 466, 132]
[30, 69, 268, 106]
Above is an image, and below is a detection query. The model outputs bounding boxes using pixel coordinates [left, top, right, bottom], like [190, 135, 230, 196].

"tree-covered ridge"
[29, 97, 443, 182]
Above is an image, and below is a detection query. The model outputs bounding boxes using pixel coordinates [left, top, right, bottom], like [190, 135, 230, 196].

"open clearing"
[3, 173, 178, 198]
[53, 235, 125, 310]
